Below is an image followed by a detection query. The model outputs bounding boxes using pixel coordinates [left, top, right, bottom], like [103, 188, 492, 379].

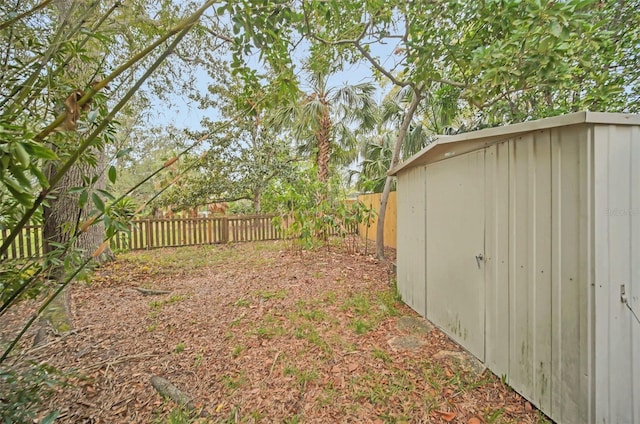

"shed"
[391, 111, 640, 424]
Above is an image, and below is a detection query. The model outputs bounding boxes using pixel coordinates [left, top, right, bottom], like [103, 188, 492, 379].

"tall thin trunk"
[316, 105, 331, 183]
[376, 90, 422, 259]
[253, 189, 262, 213]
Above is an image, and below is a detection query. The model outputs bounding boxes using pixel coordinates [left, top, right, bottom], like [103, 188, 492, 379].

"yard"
[2, 241, 548, 423]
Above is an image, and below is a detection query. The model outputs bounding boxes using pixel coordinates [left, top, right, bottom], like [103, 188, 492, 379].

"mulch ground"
[1, 240, 549, 423]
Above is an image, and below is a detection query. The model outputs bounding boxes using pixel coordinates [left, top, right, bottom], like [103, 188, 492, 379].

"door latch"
[475, 253, 484, 269]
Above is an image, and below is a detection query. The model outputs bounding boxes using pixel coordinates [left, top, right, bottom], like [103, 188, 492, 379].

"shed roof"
[390, 111, 640, 175]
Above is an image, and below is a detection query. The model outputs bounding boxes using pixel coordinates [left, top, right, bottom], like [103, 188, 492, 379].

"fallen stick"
[134, 287, 171, 296]
[150, 375, 209, 417]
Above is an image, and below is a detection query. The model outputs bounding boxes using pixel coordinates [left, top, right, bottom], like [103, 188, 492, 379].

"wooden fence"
[357, 192, 397, 249]
[110, 215, 283, 251]
[0, 224, 43, 260]
[1, 215, 283, 259]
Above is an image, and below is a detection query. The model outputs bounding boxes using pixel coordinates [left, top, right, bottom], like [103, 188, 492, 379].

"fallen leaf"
[524, 401, 533, 412]
[468, 417, 482, 424]
[434, 410, 456, 422]
[348, 363, 358, 372]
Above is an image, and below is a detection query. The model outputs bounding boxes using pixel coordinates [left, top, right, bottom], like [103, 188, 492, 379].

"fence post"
[145, 219, 152, 250]
[221, 217, 229, 243]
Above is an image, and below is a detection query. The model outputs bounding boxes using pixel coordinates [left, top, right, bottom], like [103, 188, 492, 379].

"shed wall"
[548, 126, 593, 423]
[593, 124, 640, 424]
[395, 115, 640, 424]
[483, 126, 594, 423]
[396, 165, 426, 316]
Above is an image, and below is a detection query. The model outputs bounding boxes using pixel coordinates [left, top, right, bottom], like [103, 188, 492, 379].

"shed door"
[426, 150, 485, 360]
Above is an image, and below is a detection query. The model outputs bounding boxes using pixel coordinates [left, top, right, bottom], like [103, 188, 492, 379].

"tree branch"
[0, 0, 54, 31]
[202, 27, 233, 43]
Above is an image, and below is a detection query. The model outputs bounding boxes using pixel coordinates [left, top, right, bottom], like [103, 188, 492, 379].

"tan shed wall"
[395, 115, 640, 424]
[593, 123, 640, 424]
[482, 126, 594, 423]
[396, 167, 426, 315]
[357, 192, 397, 249]
[396, 121, 639, 424]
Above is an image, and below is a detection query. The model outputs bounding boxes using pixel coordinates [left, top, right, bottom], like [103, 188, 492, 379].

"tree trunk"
[316, 107, 331, 183]
[253, 189, 262, 213]
[376, 90, 422, 259]
[41, 148, 113, 335]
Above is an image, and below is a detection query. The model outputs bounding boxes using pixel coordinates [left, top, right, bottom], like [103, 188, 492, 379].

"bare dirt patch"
[2, 241, 548, 423]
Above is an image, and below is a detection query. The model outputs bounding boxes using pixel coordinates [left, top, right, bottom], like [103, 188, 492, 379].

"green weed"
[350, 318, 373, 334]
[255, 289, 288, 300]
[234, 298, 250, 307]
[149, 294, 187, 311]
[283, 365, 319, 387]
[231, 345, 245, 358]
[221, 373, 247, 391]
[372, 348, 392, 363]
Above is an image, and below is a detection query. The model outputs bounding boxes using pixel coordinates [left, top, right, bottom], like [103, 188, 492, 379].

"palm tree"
[355, 86, 432, 193]
[278, 71, 377, 183]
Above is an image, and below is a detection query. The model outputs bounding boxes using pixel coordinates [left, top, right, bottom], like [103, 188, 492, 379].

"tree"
[276, 70, 377, 183]
[1, 0, 224, 364]
[154, 73, 298, 214]
[301, 0, 640, 257]
[222, 0, 639, 258]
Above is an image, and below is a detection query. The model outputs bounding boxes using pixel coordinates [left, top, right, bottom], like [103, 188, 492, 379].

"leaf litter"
[1, 241, 550, 423]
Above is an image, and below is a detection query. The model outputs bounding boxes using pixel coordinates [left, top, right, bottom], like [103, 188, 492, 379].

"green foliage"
[273, 70, 377, 182]
[0, 363, 63, 423]
[0, 260, 48, 305]
[0, 11, 229, 416]
[265, 165, 370, 252]
[157, 76, 298, 214]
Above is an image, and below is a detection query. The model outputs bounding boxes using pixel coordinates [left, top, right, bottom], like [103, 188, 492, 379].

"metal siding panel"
[484, 141, 510, 376]
[632, 125, 640, 424]
[594, 124, 639, 424]
[508, 135, 533, 396]
[507, 132, 552, 413]
[593, 125, 611, 422]
[532, 131, 553, 413]
[550, 126, 591, 423]
[426, 150, 486, 360]
[397, 166, 427, 317]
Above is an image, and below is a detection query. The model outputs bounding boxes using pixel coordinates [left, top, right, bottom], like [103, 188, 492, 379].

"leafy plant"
[0, 363, 63, 423]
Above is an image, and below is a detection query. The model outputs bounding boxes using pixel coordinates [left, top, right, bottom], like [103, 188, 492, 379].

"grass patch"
[221, 373, 247, 391]
[292, 323, 332, 353]
[350, 318, 374, 334]
[123, 245, 237, 274]
[342, 287, 402, 335]
[342, 293, 371, 316]
[283, 365, 319, 387]
[250, 314, 286, 339]
[233, 298, 250, 307]
[372, 348, 392, 363]
[231, 345, 245, 358]
[149, 294, 187, 311]
[255, 289, 288, 300]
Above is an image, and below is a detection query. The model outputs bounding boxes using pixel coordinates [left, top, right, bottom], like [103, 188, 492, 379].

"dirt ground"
[1, 240, 549, 423]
